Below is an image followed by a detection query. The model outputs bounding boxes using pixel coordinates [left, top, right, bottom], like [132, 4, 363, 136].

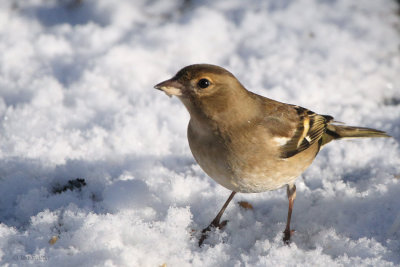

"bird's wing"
[279, 106, 333, 158]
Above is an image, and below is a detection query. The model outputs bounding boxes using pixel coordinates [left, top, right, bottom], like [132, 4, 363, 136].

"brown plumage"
[154, 64, 390, 246]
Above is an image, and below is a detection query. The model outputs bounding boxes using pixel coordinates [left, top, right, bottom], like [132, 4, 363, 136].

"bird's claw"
[198, 220, 229, 247]
[283, 229, 295, 245]
[217, 220, 228, 229]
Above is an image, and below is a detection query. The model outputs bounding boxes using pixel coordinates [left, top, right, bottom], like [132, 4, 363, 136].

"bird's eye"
[197, 78, 210, 89]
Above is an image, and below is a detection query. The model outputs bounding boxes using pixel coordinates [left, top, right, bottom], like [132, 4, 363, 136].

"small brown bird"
[154, 64, 390, 246]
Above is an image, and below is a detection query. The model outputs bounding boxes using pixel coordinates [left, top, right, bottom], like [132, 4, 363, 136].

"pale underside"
[187, 118, 321, 193]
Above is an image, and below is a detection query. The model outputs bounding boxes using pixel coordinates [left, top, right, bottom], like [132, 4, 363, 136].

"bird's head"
[154, 64, 242, 97]
[154, 64, 252, 122]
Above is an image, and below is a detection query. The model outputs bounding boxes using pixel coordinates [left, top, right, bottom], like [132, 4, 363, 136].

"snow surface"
[0, 0, 400, 266]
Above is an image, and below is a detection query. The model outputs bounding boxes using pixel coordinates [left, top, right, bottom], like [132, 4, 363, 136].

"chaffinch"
[154, 64, 390, 246]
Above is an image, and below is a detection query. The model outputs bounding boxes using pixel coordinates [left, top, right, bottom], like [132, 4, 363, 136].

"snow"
[0, 0, 400, 266]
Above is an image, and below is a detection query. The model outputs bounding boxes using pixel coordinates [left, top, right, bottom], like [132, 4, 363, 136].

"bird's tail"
[322, 124, 390, 146]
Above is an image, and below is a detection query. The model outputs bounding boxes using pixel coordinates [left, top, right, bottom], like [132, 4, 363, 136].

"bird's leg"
[198, 191, 236, 247]
[283, 184, 296, 244]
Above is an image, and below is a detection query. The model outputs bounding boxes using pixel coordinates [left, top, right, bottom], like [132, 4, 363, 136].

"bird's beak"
[154, 78, 183, 97]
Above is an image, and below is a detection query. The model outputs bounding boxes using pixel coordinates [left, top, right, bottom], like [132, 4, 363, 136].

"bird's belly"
[193, 152, 304, 193]
[189, 131, 318, 193]
[231, 167, 300, 193]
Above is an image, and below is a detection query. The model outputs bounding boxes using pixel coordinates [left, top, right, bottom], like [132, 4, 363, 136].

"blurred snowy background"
[0, 0, 400, 266]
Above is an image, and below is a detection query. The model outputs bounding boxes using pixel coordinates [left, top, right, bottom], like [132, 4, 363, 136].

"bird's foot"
[198, 219, 228, 247]
[283, 228, 295, 245]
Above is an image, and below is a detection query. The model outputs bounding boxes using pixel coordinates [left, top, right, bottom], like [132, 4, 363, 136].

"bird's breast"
[187, 122, 235, 189]
[187, 121, 318, 193]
